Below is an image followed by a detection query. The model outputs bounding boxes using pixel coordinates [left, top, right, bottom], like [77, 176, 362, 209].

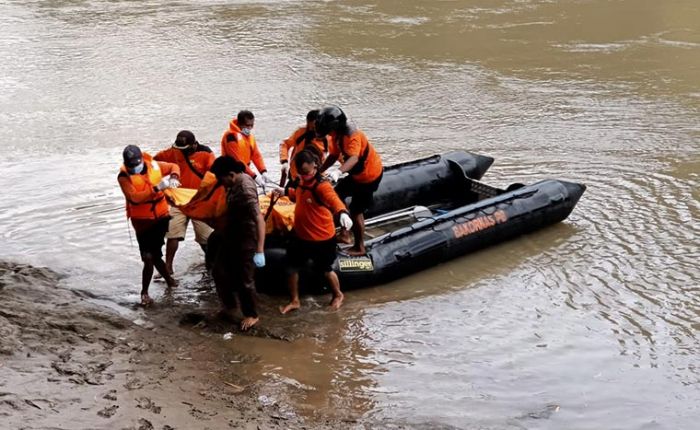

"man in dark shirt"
[208, 156, 266, 331]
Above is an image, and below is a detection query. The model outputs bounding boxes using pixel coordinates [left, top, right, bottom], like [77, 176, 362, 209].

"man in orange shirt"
[279, 109, 329, 186]
[221, 110, 270, 187]
[155, 130, 215, 275]
[117, 145, 180, 306]
[273, 149, 353, 314]
[317, 106, 383, 256]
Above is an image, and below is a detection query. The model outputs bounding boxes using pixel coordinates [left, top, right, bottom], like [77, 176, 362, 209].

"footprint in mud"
[97, 404, 118, 418]
[124, 377, 143, 390]
[136, 396, 161, 414]
[103, 389, 117, 401]
[137, 418, 153, 430]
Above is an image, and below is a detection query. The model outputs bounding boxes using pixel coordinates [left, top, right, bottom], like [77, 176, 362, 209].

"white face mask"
[241, 127, 252, 136]
[128, 162, 144, 174]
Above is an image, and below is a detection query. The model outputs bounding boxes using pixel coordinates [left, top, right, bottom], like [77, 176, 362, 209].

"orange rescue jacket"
[154, 145, 215, 189]
[221, 119, 267, 178]
[279, 126, 329, 181]
[118, 153, 179, 220]
[289, 178, 346, 241]
[178, 172, 228, 230]
[328, 128, 382, 184]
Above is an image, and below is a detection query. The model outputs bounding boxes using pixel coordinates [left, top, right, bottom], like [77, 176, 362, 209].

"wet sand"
[0, 261, 344, 429]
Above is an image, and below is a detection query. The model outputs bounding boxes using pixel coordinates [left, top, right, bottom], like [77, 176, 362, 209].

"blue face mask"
[241, 127, 252, 136]
[128, 162, 144, 174]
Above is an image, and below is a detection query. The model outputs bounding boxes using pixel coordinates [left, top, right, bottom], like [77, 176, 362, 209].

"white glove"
[328, 170, 341, 182]
[155, 177, 170, 191]
[339, 212, 353, 230]
[254, 174, 266, 188]
[280, 162, 289, 177]
[261, 172, 270, 183]
[168, 175, 180, 189]
[253, 252, 266, 268]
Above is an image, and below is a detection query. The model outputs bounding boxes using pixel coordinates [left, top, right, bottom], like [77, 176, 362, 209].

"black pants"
[208, 231, 258, 318]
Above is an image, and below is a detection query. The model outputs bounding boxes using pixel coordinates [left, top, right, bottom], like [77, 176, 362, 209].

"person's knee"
[141, 253, 155, 264]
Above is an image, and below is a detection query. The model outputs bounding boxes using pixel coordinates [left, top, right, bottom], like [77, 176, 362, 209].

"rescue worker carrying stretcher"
[317, 106, 383, 256]
[154, 130, 215, 276]
[221, 110, 271, 188]
[279, 109, 329, 187]
[117, 145, 181, 306]
[272, 149, 353, 314]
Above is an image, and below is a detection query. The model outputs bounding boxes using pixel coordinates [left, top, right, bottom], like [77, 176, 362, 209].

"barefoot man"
[117, 145, 180, 306]
[209, 156, 266, 331]
[274, 149, 353, 314]
[316, 106, 383, 256]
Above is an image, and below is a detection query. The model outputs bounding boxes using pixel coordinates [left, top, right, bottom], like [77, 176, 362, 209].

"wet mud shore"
[0, 261, 344, 430]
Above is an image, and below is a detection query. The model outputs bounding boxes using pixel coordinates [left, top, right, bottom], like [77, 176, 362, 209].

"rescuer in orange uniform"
[279, 109, 329, 186]
[221, 110, 270, 187]
[117, 145, 180, 306]
[273, 149, 353, 314]
[317, 106, 383, 256]
[154, 130, 215, 275]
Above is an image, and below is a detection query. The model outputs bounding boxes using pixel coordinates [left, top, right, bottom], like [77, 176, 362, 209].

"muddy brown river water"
[1, 1, 698, 428]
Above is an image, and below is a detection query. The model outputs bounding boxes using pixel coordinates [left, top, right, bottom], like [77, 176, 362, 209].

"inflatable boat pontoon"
[257, 163, 585, 293]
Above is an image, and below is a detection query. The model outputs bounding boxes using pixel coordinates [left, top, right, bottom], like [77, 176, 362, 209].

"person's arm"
[318, 182, 348, 215]
[339, 155, 359, 173]
[118, 175, 157, 204]
[242, 179, 266, 253]
[153, 149, 172, 163]
[157, 161, 180, 179]
[280, 131, 297, 163]
[337, 134, 362, 173]
[250, 140, 267, 174]
[320, 153, 338, 173]
[220, 132, 232, 157]
[255, 210, 266, 253]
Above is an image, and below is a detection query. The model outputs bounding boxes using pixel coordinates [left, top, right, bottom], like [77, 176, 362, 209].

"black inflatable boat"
[256, 154, 585, 294]
[364, 150, 494, 217]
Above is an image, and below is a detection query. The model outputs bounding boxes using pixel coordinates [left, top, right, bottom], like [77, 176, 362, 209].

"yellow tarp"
[164, 187, 197, 206]
[164, 186, 295, 234]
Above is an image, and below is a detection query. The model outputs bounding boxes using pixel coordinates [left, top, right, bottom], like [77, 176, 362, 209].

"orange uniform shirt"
[289, 179, 346, 241]
[328, 129, 382, 184]
[279, 126, 329, 181]
[221, 119, 267, 178]
[118, 155, 180, 220]
[154, 145, 215, 189]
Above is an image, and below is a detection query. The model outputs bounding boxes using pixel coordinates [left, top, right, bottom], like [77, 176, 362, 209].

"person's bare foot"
[153, 271, 174, 282]
[279, 300, 301, 314]
[240, 317, 259, 331]
[345, 247, 366, 256]
[336, 230, 353, 245]
[140, 294, 154, 307]
[329, 293, 344, 310]
[165, 276, 178, 289]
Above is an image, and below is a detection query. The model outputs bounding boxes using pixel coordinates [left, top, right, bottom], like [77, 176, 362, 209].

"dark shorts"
[335, 171, 383, 215]
[132, 217, 170, 260]
[287, 237, 337, 273]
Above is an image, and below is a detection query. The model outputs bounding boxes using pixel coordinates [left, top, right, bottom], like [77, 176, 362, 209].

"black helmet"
[173, 130, 197, 149]
[315, 106, 347, 136]
[122, 145, 143, 168]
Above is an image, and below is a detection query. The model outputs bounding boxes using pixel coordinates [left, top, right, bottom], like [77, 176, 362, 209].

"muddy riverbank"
[0, 261, 351, 429]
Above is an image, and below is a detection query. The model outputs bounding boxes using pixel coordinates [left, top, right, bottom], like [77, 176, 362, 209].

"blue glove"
[253, 252, 266, 268]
